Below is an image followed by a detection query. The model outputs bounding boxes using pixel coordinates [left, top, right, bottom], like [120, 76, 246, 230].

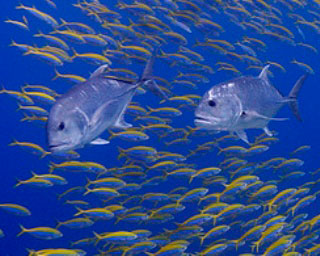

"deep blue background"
[0, 0, 320, 255]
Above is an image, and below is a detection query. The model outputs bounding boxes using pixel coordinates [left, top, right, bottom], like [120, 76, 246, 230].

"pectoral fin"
[236, 130, 250, 144]
[90, 138, 109, 145]
[111, 101, 132, 130]
[245, 110, 288, 121]
[89, 99, 119, 129]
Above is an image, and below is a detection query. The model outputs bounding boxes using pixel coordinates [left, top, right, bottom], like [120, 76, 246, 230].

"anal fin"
[90, 138, 109, 145]
[263, 127, 273, 137]
[112, 117, 132, 129]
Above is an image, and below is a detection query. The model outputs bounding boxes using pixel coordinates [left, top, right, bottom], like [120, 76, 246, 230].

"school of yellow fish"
[2, 0, 320, 255]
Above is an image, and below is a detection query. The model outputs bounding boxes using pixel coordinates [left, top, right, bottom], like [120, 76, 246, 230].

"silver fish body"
[47, 52, 166, 153]
[195, 65, 307, 143]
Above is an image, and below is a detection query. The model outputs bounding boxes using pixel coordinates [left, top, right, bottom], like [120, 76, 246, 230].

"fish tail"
[108, 129, 116, 140]
[212, 215, 217, 226]
[71, 47, 78, 60]
[41, 151, 50, 158]
[17, 224, 27, 237]
[251, 242, 258, 253]
[49, 162, 56, 173]
[14, 178, 23, 187]
[83, 187, 91, 196]
[139, 48, 168, 100]
[287, 73, 308, 121]
[16, 3, 26, 10]
[117, 146, 126, 160]
[34, 30, 44, 37]
[121, 250, 128, 256]
[158, 48, 166, 56]
[85, 177, 92, 188]
[30, 171, 38, 177]
[74, 207, 83, 217]
[8, 138, 18, 146]
[146, 106, 154, 114]
[116, 1, 126, 9]
[148, 210, 156, 219]
[55, 219, 63, 229]
[200, 236, 205, 246]
[93, 231, 102, 245]
[9, 40, 17, 47]
[59, 18, 67, 26]
[52, 68, 61, 80]
[173, 221, 181, 227]
[16, 103, 23, 112]
[115, 216, 122, 224]
[233, 240, 240, 250]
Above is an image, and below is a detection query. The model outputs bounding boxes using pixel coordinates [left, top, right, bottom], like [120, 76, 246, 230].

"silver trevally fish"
[194, 65, 308, 143]
[47, 51, 167, 153]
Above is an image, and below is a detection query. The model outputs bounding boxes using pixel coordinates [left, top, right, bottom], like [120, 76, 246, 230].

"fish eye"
[208, 100, 216, 107]
[241, 111, 247, 117]
[58, 122, 65, 131]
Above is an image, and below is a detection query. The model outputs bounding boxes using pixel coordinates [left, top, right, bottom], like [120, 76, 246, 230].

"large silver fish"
[194, 65, 308, 143]
[47, 52, 166, 153]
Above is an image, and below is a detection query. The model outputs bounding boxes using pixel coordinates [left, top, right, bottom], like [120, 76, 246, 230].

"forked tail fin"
[288, 73, 308, 121]
[139, 48, 168, 100]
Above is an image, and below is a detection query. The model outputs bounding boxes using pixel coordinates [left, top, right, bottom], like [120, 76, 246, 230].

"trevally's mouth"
[195, 118, 211, 124]
[195, 116, 210, 121]
[195, 115, 216, 125]
[49, 143, 70, 153]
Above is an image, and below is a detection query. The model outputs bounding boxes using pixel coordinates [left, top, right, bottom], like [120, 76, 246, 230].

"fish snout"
[194, 112, 220, 127]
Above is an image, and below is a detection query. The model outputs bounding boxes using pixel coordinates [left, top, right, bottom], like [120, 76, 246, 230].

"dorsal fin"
[90, 64, 109, 79]
[258, 65, 270, 81]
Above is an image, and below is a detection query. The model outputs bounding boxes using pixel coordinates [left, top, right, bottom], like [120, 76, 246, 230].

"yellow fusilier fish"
[23, 49, 64, 66]
[15, 177, 53, 188]
[70, 48, 112, 65]
[53, 69, 86, 83]
[94, 231, 137, 245]
[0, 203, 31, 216]
[9, 140, 50, 158]
[0, 86, 34, 105]
[5, 16, 29, 30]
[17, 225, 62, 239]
[34, 31, 70, 50]
[74, 207, 114, 220]
[16, 4, 59, 27]
[27, 248, 85, 256]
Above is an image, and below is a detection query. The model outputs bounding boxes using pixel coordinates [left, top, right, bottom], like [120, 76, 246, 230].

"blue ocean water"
[0, 0, 320, 255]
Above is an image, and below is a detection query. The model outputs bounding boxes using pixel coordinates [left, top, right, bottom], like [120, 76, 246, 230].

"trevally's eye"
[208, 100, 216, 107]
[58, 122, 65, 131]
